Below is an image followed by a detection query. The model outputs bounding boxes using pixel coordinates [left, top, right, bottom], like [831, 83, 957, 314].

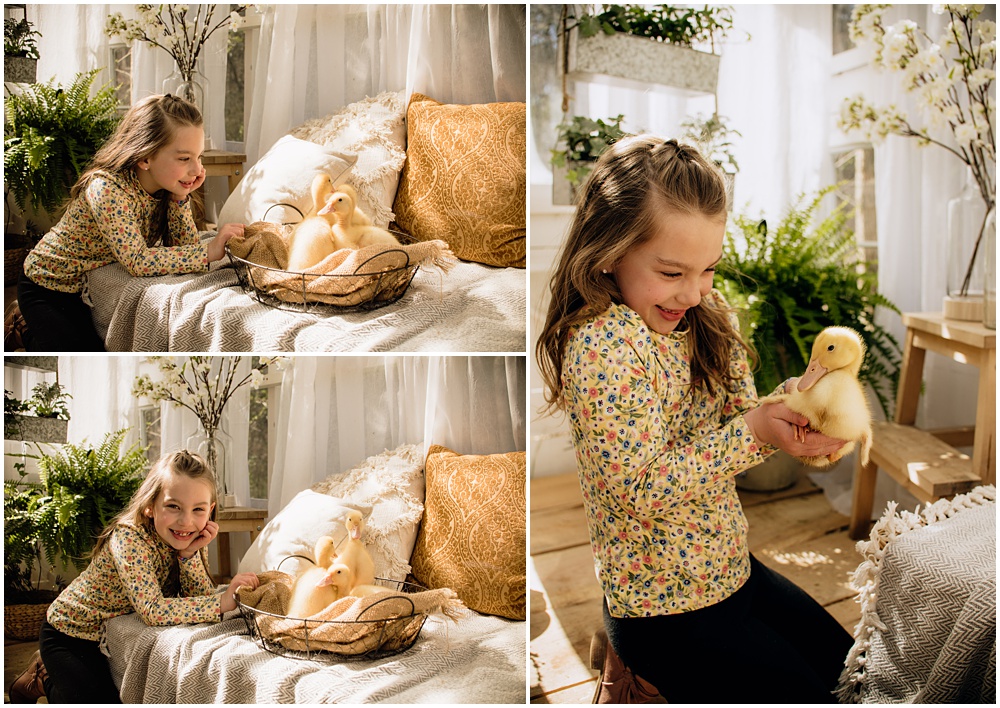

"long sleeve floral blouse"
[23, 169, 207, 294]
[46, 522, 220, 642]
[561, 291, 777, 618]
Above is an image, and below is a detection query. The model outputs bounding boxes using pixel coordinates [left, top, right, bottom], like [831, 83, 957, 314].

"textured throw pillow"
[289, 90, 408, 229]
[236, 490, 372, 577]
[409, 445, 526, 620]
[391, 93, 526, 268]
[218, 135, 356, 226]
[311, 443, 426, 583]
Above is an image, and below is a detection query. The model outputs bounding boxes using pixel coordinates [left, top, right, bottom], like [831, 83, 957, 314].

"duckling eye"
[827, 345, 835, 351]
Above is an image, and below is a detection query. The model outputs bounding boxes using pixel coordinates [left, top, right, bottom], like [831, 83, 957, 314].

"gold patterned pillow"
[391, 94, 526, 268]
[409, 445, 526, 620]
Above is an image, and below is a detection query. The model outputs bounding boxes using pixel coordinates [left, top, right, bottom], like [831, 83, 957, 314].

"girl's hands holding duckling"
[744, 401, 846, 459]
[207, 223, 245, 263]
[221, 572, 260, 614]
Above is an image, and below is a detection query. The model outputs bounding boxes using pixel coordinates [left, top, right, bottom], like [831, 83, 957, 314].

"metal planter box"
[9, 415, 68, 444]
[567, 30, 720, 96]
[4, 56, 37, 84]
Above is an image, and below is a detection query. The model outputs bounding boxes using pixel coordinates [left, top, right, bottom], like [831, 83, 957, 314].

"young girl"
[10, 450, 258, 704]
[16, 94, 244, 352]
[536, 136, 854, 703]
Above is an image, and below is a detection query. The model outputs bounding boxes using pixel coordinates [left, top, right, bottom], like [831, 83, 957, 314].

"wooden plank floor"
[530, 470, 862, 704]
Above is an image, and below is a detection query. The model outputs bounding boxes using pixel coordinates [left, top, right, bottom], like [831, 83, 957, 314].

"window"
[110, 44, 132, 110]
[224, 5, 261, 148]
[247, 356, 281, 503]
[832, 5, 856, 55]
[138, 405, 162, 465]
[833, 147, 878, 271]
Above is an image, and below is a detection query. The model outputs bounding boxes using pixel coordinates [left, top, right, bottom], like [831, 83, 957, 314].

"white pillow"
[288, 90, 407, 229]
[237, 490, 372, 577]
[217, 135, 357, 226]
[311, 443, 425, 583]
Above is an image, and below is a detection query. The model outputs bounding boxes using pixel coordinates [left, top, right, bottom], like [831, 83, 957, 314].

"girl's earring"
[602, 269, 609, 274]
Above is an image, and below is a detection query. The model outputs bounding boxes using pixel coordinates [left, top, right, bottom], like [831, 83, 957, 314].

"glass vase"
[185, 425, 233, 510]
[944, 167, 987, 320]
[984, 205, 996, 330]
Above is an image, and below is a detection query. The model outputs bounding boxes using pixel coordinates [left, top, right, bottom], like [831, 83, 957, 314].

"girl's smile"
[613, 210, 725, 335]
[145, 474, 215, 551]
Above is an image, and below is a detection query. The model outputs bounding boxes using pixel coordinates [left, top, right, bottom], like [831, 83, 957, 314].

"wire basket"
[237, 577, 430, 662]
[226, 229, 420, 315]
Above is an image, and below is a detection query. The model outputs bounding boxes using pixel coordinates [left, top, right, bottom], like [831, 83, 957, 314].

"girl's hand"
[221, 572, 260, 614]
[206, 223, 244, 263]
[174, 167, 207, 201]
[179, 519, 219, 558]
[743, 402, 846, 458]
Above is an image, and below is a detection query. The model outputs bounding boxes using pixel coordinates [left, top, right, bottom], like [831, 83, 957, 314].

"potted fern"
[564, 4, 735, 94]
[4, 382, 71, 443]
[3, 69, 120, 230]
[4, 429, 146, 639]
[4, 17, 40, 84]
[718, 187, 903, 490]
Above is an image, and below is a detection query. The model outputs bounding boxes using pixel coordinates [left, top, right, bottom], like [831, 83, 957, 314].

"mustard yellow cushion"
[392, 94, 526, 268]
[409, 445, 526, 620]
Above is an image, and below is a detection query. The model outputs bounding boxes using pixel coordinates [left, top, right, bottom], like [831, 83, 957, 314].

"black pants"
[605, 554, 854, 704]
[16, 270, 105, 352]
[38, 618, 121, 704]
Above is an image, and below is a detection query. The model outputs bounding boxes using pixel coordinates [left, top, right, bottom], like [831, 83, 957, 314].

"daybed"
[87, 91, 526, 353]
[103, 444, 528, 704]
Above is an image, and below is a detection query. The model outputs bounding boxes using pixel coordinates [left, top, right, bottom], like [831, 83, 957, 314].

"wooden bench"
[848, 421, 981, 539]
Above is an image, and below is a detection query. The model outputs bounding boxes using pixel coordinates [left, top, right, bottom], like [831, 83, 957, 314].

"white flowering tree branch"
[840, 4, 996, 296]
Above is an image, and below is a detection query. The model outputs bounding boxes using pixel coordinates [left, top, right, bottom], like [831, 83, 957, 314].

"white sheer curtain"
[244, 3, 525, 165]
[269, 356, 526, 516]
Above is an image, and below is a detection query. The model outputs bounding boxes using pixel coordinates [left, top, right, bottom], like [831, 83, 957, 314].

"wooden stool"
[848, 421, 981, 539]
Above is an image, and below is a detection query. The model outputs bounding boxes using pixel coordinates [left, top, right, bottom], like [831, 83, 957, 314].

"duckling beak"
[797, 359, 828, 392]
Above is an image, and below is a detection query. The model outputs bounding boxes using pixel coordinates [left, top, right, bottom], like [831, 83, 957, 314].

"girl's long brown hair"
[90, 449, 217, 559]
[535, 135, 755, 412]
[71, 94, 202, 247]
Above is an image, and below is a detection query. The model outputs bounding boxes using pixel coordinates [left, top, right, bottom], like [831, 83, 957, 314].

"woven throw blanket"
[238, 570, 464, 655]
[104, 605, 525, 703]
[86, 246, 525, 352]
[836, 485, 996, 703]
[227, 222, 456, 307]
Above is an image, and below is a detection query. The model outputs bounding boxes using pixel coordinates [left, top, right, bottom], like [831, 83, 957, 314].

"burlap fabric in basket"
[228, 222, 456, 307]
[237, 570, 465, 655]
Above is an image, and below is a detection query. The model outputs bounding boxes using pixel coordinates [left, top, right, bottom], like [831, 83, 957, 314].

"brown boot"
[8, 650, 47, 704]
[590, 629, 666, 703]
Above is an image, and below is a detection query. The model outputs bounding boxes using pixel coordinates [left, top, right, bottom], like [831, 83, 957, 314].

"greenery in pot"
[572, 4, 736, 52]
[4, 464, 49, 601]
[4, 17, 41, 59]
[680, 112, 741, 175]
[26, 381, 72, 420]
[11, 429, 147, 575]
[551, 113, 629, 189]
[4, 68, 121, 218]
[718, 187, 903, 418]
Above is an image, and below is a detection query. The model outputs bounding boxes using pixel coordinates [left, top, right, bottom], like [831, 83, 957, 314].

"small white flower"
[954, 121, 979, 144]
[968, 67, 995, 89]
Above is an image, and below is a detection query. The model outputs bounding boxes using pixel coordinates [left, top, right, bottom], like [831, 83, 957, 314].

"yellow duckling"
[287, 563, 347, 619]
[763, 326, 873, 468]
[285, 174, 339, 271]
[319, 184, 400, 250]
[332, 510, 376, 592]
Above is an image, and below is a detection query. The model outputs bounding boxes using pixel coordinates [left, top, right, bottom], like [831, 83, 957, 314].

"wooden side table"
[215, 506, 267, 582]
[849, 313, 996, 538]
[202, 149, 247, 193]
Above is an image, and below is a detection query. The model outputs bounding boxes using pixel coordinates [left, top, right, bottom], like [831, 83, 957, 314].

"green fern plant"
[30, 429, 147, 572]
[4, 69, 121, 216]
[4, 467, 44, 597]
[718, 187, 902, 418]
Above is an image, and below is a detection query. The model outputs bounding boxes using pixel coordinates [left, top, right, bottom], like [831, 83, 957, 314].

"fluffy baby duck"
[285, 174, 340, 271]
[332, 510, 376, 591]
[319, 185, 400, 250]
[287, 563, 344, 619]
[764, 326, 873, 468]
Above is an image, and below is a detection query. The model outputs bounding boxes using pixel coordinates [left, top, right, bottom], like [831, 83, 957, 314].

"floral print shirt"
[23, 169, 207, 294]
[46, 522, 220, 642]
[562, 291, 777, 618]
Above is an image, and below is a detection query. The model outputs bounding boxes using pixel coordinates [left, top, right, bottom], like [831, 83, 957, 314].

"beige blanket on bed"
[227, 223, 456, 307]
[237, 570, 465, 655]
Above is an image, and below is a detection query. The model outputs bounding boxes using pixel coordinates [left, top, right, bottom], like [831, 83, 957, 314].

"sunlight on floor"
[529, 557, 591, 701]
[768, 548, 840, 567]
